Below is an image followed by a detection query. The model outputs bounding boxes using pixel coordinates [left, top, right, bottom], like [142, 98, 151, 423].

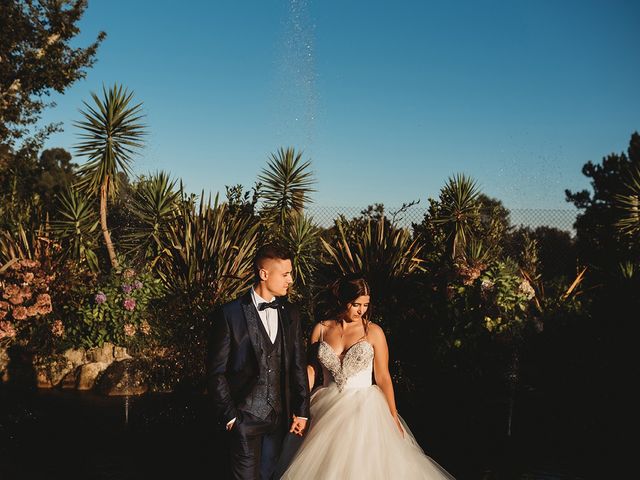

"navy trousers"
[229, 410, 285, 480]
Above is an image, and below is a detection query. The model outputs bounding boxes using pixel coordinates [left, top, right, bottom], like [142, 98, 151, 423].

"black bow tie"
[258, 300, 280, 311]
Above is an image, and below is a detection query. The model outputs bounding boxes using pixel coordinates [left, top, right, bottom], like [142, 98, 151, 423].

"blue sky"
[40, 0, 640, 212]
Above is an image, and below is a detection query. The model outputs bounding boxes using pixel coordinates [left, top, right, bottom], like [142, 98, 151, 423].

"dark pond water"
[0, 386, 620, 480]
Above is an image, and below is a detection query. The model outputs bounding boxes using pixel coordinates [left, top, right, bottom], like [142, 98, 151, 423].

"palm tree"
[434, 173, 482, 259]
[74, 84, 146, 269]
[258, 147, 316, 225]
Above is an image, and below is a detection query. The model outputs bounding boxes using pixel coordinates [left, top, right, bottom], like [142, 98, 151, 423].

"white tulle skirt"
[280, 384, 455, 480]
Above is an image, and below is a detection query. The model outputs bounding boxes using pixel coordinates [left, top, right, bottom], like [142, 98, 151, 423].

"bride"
[280, 275, 455, 479]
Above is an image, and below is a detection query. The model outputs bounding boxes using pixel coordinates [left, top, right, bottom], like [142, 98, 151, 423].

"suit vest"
[238, 313, 284, 420]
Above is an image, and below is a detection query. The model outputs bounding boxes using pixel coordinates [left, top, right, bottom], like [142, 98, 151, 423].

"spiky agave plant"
[74, 84, 147, 269]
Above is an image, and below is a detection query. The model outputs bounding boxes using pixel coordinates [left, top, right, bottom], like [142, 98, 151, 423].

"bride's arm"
[371, 324, 403, 435]
[306, 322, 323, 391]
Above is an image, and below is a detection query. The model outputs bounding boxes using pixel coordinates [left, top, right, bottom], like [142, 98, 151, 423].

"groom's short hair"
[253, 244, 293, 280]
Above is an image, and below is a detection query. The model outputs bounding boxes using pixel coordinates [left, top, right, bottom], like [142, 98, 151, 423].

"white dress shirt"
[251, 288, 279, 343]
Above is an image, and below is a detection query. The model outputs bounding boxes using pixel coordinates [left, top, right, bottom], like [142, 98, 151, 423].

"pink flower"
[0, 301, 9, 311]
[19, 286, 32, 300]
[36, 293, 51, 305]
[140, 320, 151, 335]
[124, 323, 136, 337]
[123, 298, 136, 311]
[95, 292, 107, 304]
[36, 303, 52, 315]
[27, 305, 39, 317]
[23, 272, 35, 283]
[0, 321, 16, 339]
[3, 284, 20, 299]
[0, 310, 6, 320]
[12, 306, 28, 320]
[123, 268, 136, 279]
[51, 319, 64, 337]
[8, 295, 23, 305]
[20, 259, 39, 269]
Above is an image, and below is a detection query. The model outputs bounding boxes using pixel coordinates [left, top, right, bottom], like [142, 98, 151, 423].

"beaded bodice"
[318, 340, 374, 392]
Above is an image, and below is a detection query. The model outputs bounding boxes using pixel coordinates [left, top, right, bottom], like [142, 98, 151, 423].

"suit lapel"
[279, 300, 290, 374]
[241, 291, 262, 359]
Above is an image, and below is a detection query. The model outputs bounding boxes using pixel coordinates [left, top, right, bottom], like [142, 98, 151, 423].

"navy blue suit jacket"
[206, 290, 310, 427]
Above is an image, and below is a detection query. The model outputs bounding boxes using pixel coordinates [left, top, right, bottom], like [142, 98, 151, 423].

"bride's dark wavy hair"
[316, 273, 372, 332]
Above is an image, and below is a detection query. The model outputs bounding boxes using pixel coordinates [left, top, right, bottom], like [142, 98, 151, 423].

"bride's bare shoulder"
[318, 319, 338, 329]
[366, 322, 386, 341]
[310, 320, 335, 342]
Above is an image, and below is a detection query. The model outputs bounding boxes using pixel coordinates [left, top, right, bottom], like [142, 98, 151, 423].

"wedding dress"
[280, 329, 455, 479]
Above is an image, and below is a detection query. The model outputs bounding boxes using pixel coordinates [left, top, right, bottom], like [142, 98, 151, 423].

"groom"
[207, 244, 310, 479]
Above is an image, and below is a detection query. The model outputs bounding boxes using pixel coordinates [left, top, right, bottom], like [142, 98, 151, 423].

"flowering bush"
[66, 266, 164, 348]
[0, 259, 56, 347]
[477, 259, 537, 337]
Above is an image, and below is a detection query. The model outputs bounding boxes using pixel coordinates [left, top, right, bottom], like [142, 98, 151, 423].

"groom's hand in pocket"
[226, 417, 236, 431]
[289, 415, 307, 436]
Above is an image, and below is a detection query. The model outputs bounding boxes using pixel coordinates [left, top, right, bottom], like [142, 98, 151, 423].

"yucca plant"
[157, 193, 259, 309]
[618, 261, 635, 280]
[320, 216, 426, 292]
[614, 162, 640, 237]
[434, 173, 482, 259]
[122, 172, 181, 265]
[0, 221, 51, 265]
[74, 84, 147, 269]
[453, 237, 496, 286]
[464, 237, 496, 267]
[281, 212, 319, 287]
[258, 147, 316, 226]
[50, 185, 100, 271]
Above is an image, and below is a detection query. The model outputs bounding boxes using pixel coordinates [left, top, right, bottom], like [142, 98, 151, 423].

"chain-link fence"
[306, 206, 578, 234]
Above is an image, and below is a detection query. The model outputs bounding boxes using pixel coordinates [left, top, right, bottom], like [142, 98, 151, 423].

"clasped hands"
[289, 415, 307, 436]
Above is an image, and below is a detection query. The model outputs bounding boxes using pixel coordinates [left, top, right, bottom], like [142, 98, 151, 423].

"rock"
[96, 359, 148, 396]
[77, 362, 109, 390]
[86, 342, 115, 364]
[113, 346, 132, 361]
[36, 369, 53, 388]
[35, 356, 74, 388]
[60, 366, 80, 389]
[63, 347, 86, 367]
